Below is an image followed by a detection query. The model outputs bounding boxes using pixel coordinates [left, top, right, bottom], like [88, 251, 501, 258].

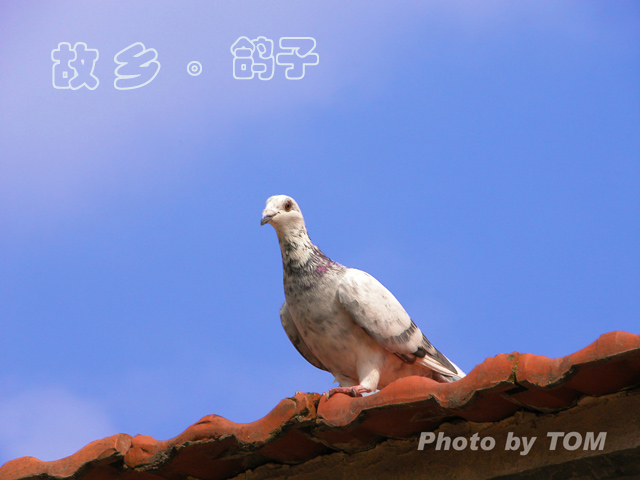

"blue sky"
[1, 0, 638, 465]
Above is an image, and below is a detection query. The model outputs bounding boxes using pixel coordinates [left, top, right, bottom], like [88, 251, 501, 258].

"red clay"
[1, 331, 639, 480]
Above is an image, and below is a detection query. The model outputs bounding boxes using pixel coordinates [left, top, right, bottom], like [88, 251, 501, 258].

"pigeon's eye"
[284, 201, 293, 212]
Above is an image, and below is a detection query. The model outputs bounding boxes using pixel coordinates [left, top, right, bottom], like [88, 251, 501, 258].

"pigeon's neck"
[277, 225, 316, 266]
[277, 225, 341, 281]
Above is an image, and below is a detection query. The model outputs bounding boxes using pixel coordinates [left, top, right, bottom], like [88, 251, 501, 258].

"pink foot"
[326, 385, 370, 398]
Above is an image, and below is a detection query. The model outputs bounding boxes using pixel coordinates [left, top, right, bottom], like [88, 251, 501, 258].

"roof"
[2, 330, 639, 480]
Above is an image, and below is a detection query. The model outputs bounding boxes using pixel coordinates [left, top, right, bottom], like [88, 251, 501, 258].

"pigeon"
[261, 195, 465, 397]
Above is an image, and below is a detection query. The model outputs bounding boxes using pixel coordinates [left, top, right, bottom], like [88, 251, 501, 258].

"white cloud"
[0, 386, 117, 464]
[0, 0, 631, 229]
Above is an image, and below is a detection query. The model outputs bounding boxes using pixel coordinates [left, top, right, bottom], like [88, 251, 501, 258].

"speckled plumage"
[261, 195, 465, 396]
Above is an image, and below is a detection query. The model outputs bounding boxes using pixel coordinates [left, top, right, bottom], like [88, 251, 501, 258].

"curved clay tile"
[1, 331, 639, 480]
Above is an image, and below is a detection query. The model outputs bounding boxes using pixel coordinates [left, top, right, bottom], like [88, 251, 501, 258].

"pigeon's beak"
[261, 209, 278, 226]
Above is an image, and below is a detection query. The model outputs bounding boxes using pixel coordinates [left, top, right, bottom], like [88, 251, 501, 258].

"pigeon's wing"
[337, 269, 464, 378]
[280, 302, 329, 372]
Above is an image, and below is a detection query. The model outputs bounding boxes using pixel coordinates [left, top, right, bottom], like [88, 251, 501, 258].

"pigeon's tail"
[432, 357, 466, 383]
[433, 372, 465, 383]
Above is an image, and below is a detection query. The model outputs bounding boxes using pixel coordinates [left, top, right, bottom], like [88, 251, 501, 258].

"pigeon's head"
[261, 195, 304, 232]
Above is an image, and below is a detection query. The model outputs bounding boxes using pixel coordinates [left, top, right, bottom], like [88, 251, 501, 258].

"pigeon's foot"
[326, 385, 370, 398]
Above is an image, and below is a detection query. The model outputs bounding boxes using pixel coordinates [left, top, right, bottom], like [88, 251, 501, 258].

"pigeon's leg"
[326, 385, 371, 398]
[326, 366, 378, 398]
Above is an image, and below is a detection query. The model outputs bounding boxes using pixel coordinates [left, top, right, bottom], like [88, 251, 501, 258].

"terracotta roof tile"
[2, 330, 639, 480]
